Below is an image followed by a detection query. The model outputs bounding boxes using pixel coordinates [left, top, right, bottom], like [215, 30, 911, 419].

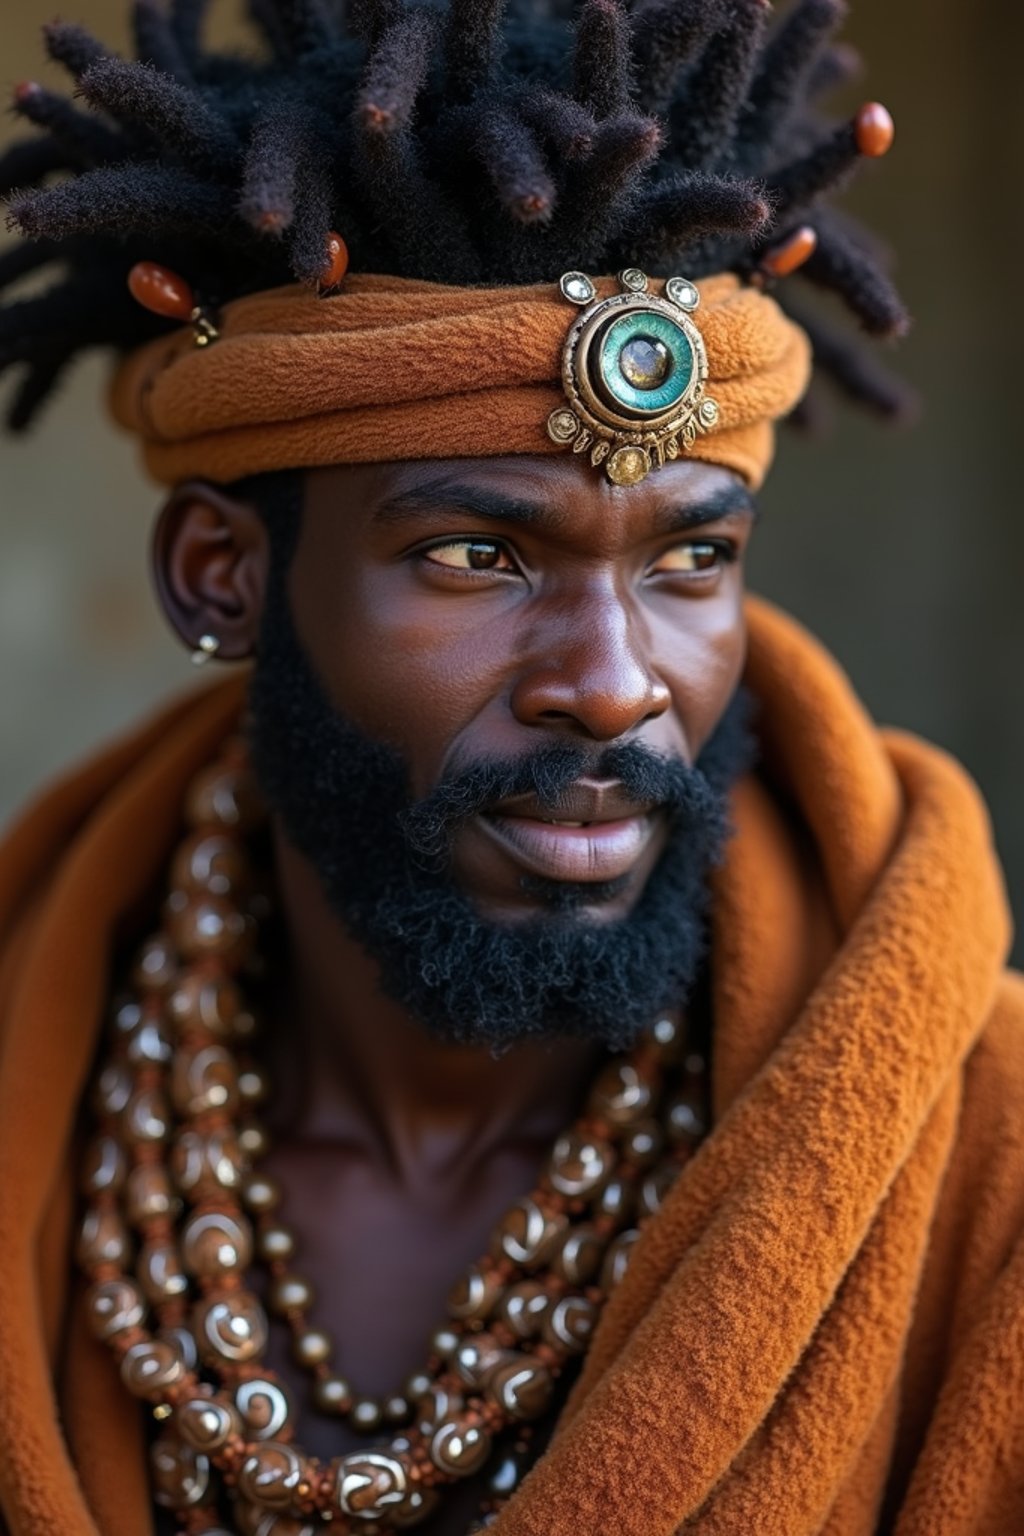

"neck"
[263, 827, 609, 1194]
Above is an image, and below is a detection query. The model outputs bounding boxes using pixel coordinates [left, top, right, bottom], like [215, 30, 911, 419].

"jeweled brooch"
[547, 268, 719, 486]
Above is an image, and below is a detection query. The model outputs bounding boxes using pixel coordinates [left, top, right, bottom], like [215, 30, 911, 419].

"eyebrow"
[374, 478, 565, 530]
[373, 476, 757, 535]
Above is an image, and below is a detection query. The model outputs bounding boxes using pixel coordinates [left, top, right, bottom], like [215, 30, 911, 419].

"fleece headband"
[110, 270, 811, 492]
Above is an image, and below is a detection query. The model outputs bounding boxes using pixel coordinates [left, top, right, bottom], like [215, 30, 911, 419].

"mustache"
[399, 740, 721, 866]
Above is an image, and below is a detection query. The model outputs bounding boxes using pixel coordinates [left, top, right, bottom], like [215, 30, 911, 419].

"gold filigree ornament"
[547, 268, 720, 486]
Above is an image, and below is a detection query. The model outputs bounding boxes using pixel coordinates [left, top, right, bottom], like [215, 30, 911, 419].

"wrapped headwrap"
[110, 272, 811, 492]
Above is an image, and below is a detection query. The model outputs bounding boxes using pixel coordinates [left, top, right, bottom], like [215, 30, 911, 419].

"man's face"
[286, 453, 753, 927]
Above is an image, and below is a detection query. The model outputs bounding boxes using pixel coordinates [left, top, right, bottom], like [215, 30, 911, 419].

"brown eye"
[424, 540, 512, 572]
[652, 541, 727, 575]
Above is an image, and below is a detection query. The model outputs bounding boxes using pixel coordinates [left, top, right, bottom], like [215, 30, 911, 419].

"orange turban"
[110, 271, 811, 492]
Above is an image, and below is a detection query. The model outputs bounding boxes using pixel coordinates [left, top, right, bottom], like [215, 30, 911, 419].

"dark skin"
[153, 452, 754, 1520]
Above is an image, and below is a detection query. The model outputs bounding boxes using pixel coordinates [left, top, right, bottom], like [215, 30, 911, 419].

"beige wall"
[2, 0, 1024, 957]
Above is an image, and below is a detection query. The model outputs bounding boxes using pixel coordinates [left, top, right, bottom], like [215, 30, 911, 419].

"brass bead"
[448, 1263, 501, 1322]
[120, 1338, 185, 1399]
[94, 1062, 132, 1117]
[177, 1395, 241, 1452]
[235, 1376, 293, 1440]
[133, 936, 177, 993]
[596, 1175, 633, 1222]
[168, 895, 250, 965]
[269, 1274, 314, 1315]
[552, 1225, 604, 1286]
[237, 1440, 305, 1512]
[81, 1136, 127, 1196]
[138, 1242, 189, 1304]
[122, 1087, 171, 1145]
[184, 764, 264, 833]
[171, 1127, 245, 1196]
[547, 1132, 614, 1199]
[639, 1162, 680, 1216]
[293, 1327, 333, 1369]
[600, 1228, 639, 1291]
[486, 1358, 554, 1421]
[170, 828, 250, 898]
[541, 1294, 596, 1354]
[429, 1416, 492, 1478]
[77, 1207, 130, 1269]
[181, 1209, 253, 1279]
[167, 971, 244, 1038]
[86, 1277, 145, 1341]
[313, 1375, 353, 1415]
[666, 1094, 706, 1143]
[453, 1332, 508, 1389]
[150, 1432, 210, 1509]
[587, 1060, 652, 1126]
[193, 1291, 268, 1366]
[496, 1280, 549, 1341]
[493, 1197, 567, 1268]
[171, 1042, 240, 1117]
[125, 1163, 176, 1224]
[335, 1450, 410, 1518]
[125, 1018, 173, 1066]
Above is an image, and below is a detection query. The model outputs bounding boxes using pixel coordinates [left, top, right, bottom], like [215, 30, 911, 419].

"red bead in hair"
[855, 102, 895, 158]
[319, 232, 349, 292]
[128, 262, 196, 322]
[762, 225, 818, 279]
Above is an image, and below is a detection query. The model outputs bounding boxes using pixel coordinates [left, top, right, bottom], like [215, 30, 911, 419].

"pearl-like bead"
[384, 1394, 411, 1424]
[238, 1122, 270, 1160]
[242, 1172, 281, 1213]
[430, 1327, 460, 1358]
[238, 1065, 269, 1104]
[269, 1274, 314, 1315]
[313, 1374, 353, 1414]
[257, 1224, 296, 1263]
[293, 1327, 333, 1368]
[350, 1397, 383, 1432]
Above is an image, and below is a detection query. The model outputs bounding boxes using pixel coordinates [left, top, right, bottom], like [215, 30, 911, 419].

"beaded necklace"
[77, 733, 711, 1535]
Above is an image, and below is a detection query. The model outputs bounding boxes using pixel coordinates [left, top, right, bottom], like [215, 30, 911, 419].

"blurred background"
[2, 0, 1023, 959]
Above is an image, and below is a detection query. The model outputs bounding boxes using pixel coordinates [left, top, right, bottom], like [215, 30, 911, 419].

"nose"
[509, 588, 671, 741]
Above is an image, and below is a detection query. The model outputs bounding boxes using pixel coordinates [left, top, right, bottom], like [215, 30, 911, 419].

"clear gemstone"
[666, 276, 700, 311]
[560, 271, 596, 305]
[700, 398, 719, 424]
[619, 267, 648, 292]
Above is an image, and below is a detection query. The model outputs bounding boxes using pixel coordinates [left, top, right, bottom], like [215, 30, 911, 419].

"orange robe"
[0, 597, 1021, 1536]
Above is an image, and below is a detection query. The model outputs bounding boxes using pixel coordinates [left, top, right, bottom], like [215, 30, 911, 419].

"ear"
[151, 480, 271, 661]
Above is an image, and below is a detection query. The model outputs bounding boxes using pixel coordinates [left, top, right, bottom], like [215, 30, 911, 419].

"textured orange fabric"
[0, 599, 1022, 1536]
[109, 273, 811, 491]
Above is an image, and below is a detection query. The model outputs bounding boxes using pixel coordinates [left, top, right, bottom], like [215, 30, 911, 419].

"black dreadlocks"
[0, 0, 911, 433]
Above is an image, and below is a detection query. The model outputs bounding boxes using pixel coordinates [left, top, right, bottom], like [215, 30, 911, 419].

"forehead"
[304, 454, 755, 549]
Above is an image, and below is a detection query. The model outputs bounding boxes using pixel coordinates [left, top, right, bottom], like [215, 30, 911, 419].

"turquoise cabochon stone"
[596, 310, 694, 414]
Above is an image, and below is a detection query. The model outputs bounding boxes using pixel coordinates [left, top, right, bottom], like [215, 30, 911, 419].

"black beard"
[246, 566, 755, 1053]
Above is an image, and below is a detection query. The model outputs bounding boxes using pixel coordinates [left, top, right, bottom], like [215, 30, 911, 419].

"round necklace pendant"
[547, 270, 719, 485]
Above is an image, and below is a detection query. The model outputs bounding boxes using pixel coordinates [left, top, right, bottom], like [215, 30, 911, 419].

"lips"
[477, 778, 660, 884]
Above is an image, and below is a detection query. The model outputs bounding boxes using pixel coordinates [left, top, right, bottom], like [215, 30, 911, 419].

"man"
[0, 2, 1022, 1534]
